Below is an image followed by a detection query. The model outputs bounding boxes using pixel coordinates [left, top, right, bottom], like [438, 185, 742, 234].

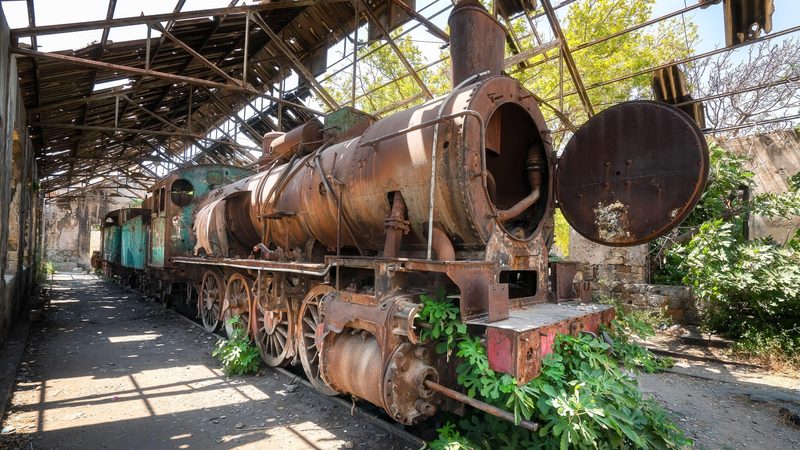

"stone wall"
[568, 231, 647, 295]
[44, 193, 130, 271]
[0, 7, 41, 348]
[617, 284, 700, 325]
[568, 227, 701, 324]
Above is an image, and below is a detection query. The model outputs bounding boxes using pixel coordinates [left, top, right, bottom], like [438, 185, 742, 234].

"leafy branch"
[418, 291, 689, 449]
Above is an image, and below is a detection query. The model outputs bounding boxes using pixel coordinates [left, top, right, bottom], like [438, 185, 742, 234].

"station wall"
[44, 194, 130, 271]
[0, 8, 42, 347]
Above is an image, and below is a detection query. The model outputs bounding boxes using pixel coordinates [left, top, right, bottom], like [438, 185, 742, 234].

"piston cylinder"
[321, 332, 385, 407]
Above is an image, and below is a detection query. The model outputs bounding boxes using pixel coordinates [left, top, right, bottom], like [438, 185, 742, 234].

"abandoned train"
[97, 1, 709, 428]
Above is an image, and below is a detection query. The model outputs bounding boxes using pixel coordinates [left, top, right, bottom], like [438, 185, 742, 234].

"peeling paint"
[594, 201, 631, 243]
[171, 214, 185, 242]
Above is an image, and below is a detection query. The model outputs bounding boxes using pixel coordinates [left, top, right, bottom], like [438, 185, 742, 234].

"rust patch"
[593, 201, 631, 243]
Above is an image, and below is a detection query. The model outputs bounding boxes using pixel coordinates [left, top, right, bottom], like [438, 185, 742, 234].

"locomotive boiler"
[101, 0, 709, 429]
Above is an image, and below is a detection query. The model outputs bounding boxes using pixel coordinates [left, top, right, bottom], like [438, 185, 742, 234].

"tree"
[516, 0, 697, 143]
[323, 27, 449, 115]
[685, 36, 800, 135]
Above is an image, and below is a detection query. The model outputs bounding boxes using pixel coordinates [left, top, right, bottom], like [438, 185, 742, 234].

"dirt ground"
[639, 369, 800, 449]
[1, 273, 799, 449]
[0, 273, 416, 450]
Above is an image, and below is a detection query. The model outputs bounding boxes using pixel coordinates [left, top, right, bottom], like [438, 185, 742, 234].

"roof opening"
[92, 78, 133, 92]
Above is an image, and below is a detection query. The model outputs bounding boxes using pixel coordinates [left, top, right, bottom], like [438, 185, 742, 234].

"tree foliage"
[419, 291, 689, 450]
[517, 0, 697, 141]
[323, 28, 449, 115]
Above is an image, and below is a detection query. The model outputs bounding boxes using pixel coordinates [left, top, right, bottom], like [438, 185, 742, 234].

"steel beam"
[389, 0, 449, 42]
[361, 0, 432, 99]
[203, 87, 264, 142]
[249, 13, 340, 110]
[31, 122, 263, 152]
[540, 0, 594, 117]
[544, 24, 800, 104]
[151, 21, 242, 86]
[11, 47, 326, 116]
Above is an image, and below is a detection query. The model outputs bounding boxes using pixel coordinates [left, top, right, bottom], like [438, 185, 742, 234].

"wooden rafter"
[11, 1, 344, 37]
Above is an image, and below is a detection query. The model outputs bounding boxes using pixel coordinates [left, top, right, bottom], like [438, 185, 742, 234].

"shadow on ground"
[1, 273, 413, 450]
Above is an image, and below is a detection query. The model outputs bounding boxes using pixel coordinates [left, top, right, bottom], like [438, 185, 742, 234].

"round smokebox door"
[556, 100, 709, 246]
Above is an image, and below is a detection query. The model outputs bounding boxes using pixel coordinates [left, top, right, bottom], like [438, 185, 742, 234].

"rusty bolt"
[415, 400, 435, 415]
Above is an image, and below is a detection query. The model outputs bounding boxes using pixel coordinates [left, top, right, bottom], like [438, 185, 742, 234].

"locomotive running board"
[171, 256, 332, 276]
[476, 302, 615, 384]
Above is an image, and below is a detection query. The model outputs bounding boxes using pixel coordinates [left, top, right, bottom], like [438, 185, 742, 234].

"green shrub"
[682, 220, 800, 367]
[212, 316, 261, 376]
[652, 143, 800, 367]
[419, 292, 689, 449]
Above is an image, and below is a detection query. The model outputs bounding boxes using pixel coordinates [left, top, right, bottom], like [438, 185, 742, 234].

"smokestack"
[448, 0, 506, 87]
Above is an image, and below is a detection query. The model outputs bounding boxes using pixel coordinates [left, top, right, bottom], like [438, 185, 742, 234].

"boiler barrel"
[193, 77, 554, 257]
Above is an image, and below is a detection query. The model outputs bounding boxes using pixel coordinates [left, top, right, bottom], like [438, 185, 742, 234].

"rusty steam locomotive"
[99, 0, 709, 428]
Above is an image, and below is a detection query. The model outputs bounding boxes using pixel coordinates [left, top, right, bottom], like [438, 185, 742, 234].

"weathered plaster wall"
[720, 130, 800, 243]
[44, 193, 129, 271]
[0, 7, 41, 347]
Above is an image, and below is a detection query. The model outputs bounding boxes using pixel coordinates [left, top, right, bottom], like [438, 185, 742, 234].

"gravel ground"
[638, 361, 800, 449]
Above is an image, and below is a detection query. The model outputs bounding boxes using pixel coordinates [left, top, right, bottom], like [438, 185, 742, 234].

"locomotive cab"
[147, 165, 253, 273]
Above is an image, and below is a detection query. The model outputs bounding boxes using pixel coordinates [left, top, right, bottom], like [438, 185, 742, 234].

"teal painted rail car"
[150, 216, 165, 267]
[102, 225, 121, 265]
[121, 212, 149, 270]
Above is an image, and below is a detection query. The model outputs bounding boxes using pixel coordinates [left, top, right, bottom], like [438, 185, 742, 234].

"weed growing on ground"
[36, 259, 55, 285]
[420, 291, 688, 449]
[212, 316, 261, 376]
[599, 297, 675, 373]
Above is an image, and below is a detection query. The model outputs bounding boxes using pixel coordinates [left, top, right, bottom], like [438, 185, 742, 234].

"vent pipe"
[448, 0, 507, 87]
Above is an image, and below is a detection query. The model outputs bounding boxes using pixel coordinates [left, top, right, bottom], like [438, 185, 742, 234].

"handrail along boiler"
[99, 0, 709, 428]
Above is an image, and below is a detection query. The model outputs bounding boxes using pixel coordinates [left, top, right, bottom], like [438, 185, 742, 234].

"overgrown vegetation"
[553, 209, 570, 257]
[418, 291, 688, 449]
[36, 258, 55, 285]
[652, 145, 800, 368]
[212, 316, 261, 376]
